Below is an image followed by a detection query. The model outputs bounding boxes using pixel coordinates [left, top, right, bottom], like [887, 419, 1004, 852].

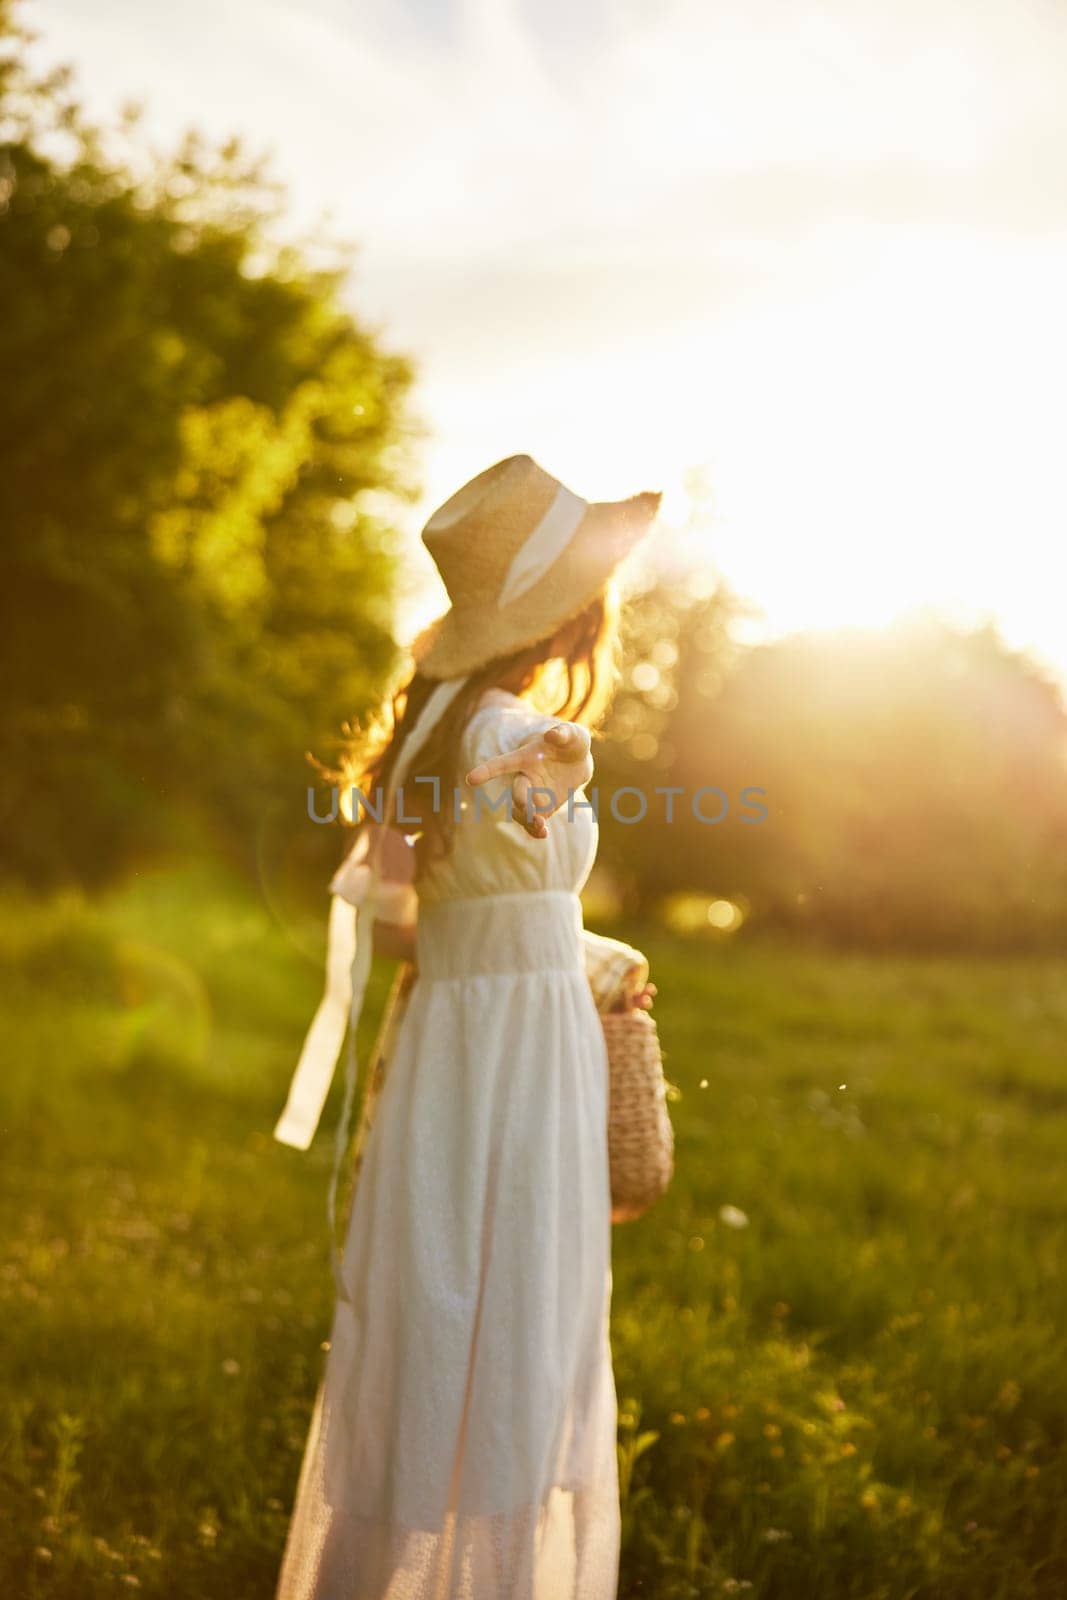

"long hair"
[328, 578, 622, 877]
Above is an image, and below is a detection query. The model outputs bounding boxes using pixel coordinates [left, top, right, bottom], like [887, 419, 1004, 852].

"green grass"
[1, 862, 1064, 1599]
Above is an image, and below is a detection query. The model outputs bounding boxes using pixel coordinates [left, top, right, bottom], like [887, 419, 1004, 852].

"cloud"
[29, 0, 1067, 677]
[35, 0, 1067, 273]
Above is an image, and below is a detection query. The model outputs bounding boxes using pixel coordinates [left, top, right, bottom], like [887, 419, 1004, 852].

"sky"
[29, 0, 1067, 681]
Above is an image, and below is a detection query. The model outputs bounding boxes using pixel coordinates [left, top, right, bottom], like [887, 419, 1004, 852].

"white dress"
[275, 687, 619, 1600]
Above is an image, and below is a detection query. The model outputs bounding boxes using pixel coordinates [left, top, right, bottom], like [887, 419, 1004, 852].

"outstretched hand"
[465, 721, 593, 840]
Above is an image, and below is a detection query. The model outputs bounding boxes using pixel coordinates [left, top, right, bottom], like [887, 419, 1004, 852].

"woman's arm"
[373, 918, 417, 967]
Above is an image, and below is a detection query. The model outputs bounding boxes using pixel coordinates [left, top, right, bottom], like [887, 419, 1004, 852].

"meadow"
[1, 859, 1064, 1599]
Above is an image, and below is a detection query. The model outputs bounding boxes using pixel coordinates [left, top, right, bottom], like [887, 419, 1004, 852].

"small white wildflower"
[718, 1204, 749, 1229]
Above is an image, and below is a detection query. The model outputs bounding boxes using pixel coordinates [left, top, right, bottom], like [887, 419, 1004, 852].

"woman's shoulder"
[472, 686, 533, 716]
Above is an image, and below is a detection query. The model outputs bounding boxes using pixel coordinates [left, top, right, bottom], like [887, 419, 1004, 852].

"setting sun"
[403, 224, 1066, 680]
[33, 0, 1067, 686]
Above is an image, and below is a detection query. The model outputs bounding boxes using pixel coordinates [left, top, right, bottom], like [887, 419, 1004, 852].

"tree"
[600, 583, 1067, 947]
[593, 570, 749, 910]
[0, 1, 417, 884]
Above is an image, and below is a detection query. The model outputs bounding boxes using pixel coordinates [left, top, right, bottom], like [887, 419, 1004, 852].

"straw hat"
[409, 455, 661, 680]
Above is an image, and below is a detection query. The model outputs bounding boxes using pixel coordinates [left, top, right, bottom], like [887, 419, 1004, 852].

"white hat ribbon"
[496, 484, 588, 609]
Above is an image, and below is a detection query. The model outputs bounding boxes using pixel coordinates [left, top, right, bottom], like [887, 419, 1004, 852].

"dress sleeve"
[463, 701, 565, 772]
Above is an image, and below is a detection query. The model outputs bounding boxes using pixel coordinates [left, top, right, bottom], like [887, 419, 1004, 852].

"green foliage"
[600, 588, 1067, 947]
[4, 2, 1067, 959]
[597, 570, 748, 911]
[609, 919, 1067, 1597]
[1, 868, 1065, 1597]
[0, 7, 415, 886]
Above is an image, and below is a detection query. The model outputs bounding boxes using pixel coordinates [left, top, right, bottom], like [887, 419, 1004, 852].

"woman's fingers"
[509, 772, 550, 838]
[510, 771, 534, 834]
[521, 810, 549, 840]
[464, 759, 501, 787]
[542, 722, 591, 762]
[464, 721, 593, 839]
[542, 723, 594, 788]
[465, 724, 590, 787]
[464, 736, 541, 788]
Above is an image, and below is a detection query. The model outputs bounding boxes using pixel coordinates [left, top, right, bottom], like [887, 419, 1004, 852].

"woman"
[274, 454, 661, 1599]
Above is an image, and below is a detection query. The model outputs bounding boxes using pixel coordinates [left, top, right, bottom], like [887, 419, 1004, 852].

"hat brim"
[409, 491, 660, 680]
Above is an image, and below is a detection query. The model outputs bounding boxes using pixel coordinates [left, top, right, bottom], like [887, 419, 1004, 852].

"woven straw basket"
[582, 929, 674, 1222]
[603, 1009, 675, 1222]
